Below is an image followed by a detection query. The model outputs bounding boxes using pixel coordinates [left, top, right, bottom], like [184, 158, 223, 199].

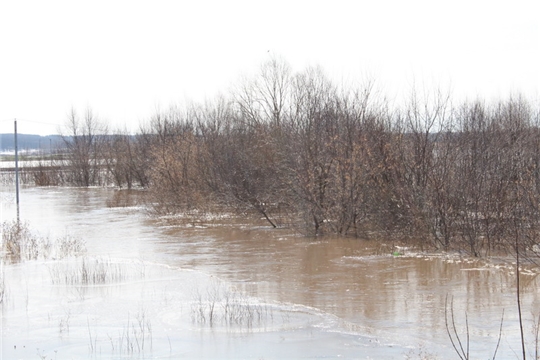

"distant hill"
[0, 134, 64, 152]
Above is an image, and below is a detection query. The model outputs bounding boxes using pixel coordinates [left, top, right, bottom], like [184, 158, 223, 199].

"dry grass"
[191, 278, 272, 329]
[0, 269, 6, 306]
[88, 310, 153, 356]
[48, 257, 145, 285]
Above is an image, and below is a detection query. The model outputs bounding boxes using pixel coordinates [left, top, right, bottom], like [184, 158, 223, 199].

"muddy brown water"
[2, 186, 540, 359]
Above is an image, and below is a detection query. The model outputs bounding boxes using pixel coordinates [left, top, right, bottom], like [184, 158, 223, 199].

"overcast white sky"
[1, 0, 538, 135]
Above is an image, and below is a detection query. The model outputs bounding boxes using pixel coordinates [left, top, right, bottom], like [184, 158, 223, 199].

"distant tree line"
[28, 58, 540, 256]
[0, 134, 63, 152]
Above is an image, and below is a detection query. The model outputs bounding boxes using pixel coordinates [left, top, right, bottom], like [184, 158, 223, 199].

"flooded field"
[2, 186, 540, 359]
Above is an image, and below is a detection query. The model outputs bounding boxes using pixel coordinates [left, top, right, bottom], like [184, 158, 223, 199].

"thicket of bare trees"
[60, 108, 109, 187]
[50, 59, 539, 256]
[54, 107, 150, 189]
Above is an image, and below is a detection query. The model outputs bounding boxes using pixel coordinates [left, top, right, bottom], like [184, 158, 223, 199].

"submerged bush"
[1, 220, 85, 263]
[1, 220, 44, 262]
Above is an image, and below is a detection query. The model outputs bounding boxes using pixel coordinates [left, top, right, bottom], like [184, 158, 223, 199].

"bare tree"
[102, 128, 135, 188]
[233, 56, 292, 127]
[145, 107, 207, 213]
[196, 97, 288, 227]
[61, 107, 107, 186]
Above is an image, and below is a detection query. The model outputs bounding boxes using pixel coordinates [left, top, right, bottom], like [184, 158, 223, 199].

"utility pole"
[14, 119, 20, 223]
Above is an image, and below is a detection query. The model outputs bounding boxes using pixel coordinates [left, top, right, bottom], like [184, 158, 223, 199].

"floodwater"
[2, 187, 540, 359]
